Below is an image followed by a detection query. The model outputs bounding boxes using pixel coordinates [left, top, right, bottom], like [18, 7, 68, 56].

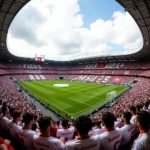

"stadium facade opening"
[7, 0, 143, 62]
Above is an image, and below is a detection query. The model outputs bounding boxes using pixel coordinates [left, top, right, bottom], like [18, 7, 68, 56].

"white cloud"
[7, 0, 143, 60]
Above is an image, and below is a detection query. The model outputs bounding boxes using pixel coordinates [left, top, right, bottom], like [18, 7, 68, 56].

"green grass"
[19, 80, 129, 119]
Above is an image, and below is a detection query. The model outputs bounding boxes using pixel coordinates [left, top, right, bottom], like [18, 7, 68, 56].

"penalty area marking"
[33, 92, 106, 117]
[35, 95, 74, 115]
[68, 97, 92, 107]
[73, 98, 107, 116]
[34, 94, 93, 116]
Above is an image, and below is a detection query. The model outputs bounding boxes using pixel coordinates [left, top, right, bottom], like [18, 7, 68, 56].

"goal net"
[106, 91, 117, 101]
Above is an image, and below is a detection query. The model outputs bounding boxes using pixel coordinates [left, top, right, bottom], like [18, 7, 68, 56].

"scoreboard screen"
[35, 55, 45, 62]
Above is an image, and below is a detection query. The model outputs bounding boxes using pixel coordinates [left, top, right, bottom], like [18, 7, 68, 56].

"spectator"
[50, 121, 57, 138]
[31, 122, 37, 131]
[119, 112, 135, 148]
[19, 112, 35, 150]
[94, 121, 104, 134]
[128, 106, 137, 125]
[132, 111, 150, 150]
[143, 101, 150, 112]
[115, 116, 123, 128]
[136, 104, 142, 113]
[100, 112, 121, 150]
[88, 121, 104, 136]
[31, 122, 40, 134]
[8, 107, 15, 121]
[56, 121, 62, 129]
[2, 102, 8, 107]
[65, 116, 101, 150]
[56, 119, 75, 141]
[0, 106, 10, 131]
[33, 115, 39, 128]
[33, 116, 64, 150]
[7, 110, 22, 141]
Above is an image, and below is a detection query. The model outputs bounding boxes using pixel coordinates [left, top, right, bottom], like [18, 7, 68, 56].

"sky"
[7, 0, 143, 61]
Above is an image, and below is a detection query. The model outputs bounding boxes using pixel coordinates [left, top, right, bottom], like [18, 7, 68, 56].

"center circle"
[53, 84, 69, 87]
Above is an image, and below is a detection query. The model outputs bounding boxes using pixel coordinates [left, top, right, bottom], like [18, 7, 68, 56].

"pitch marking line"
[34, 93, 106, 117]
[68, 97, 92, 107]
[34, 94, 95, 116]
[73, 98, 107, 116]
[73, 93, 105, 101]
[69, 93, 105, 103]
[24, 81, 128, 117]
[27, 86, 110, 117]
[24, 82, 55, 95]
[72, 88, 128, 116]
[35, 94, 74, 115]
[32, 86, 124, 117]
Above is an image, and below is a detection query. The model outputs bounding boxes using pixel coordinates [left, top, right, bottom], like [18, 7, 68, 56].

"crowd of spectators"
[108, 77, 150, 117]
[0, 63, 150, 149]
[1, 61, 150, 69]
[1, 62, 150, 81]
[0, 102, 150, 150]
[0, 76, 149, 150]
[0, 76, 40, 115]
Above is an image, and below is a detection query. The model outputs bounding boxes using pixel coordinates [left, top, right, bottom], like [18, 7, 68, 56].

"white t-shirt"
[100, 129, 121, 150]
[88, 128, 104, 136]
[8, 121, 22, 141]
[130, 115, 137, 125]
[33, 134, 64, 150]
[132, 131, 150, 150]
[65, 135, 101, 150]
[120, 123, 135, 145]
[115, 120, 123, 128]
[35, 122, 39, 128]
[56, 127, 75, 141]
[0, 116, 10, 131]
[19, 129, 36, 150]
[56, 125, 62, 129]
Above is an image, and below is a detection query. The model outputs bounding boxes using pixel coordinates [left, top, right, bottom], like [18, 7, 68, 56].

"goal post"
[106, 91, 117, 101]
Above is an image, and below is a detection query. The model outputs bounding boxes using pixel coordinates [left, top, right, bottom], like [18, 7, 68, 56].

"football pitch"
[19, 80, 129, 119]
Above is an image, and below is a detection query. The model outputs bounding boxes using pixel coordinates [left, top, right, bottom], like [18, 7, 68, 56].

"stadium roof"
[0, 0, 31, 61]
[0, 0, 150, 62]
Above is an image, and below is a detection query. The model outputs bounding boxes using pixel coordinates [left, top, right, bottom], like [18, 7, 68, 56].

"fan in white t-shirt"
[88, 121, 104, 136]
[19, 112, 36, 150]
[119, 111, 135, 149]
[143, 101, 150, 112]
[65, 115, 101, 150]
[56, 120, 62, 129]
[132, 111, 150, 150]
[128, 105, 137, 125]
[0, 106, 10, 131]
[130, 115, 137, 125]
[56, 119, 75, 142]
[115, 118, 123, 128]
[99, 112, 121, 150]
[31, 122, 40, 135]
[136, 104, 143, 114]
[8, 110, 23, 141]
[33, 116, 64, 150]
[33, 115, 39, 128]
